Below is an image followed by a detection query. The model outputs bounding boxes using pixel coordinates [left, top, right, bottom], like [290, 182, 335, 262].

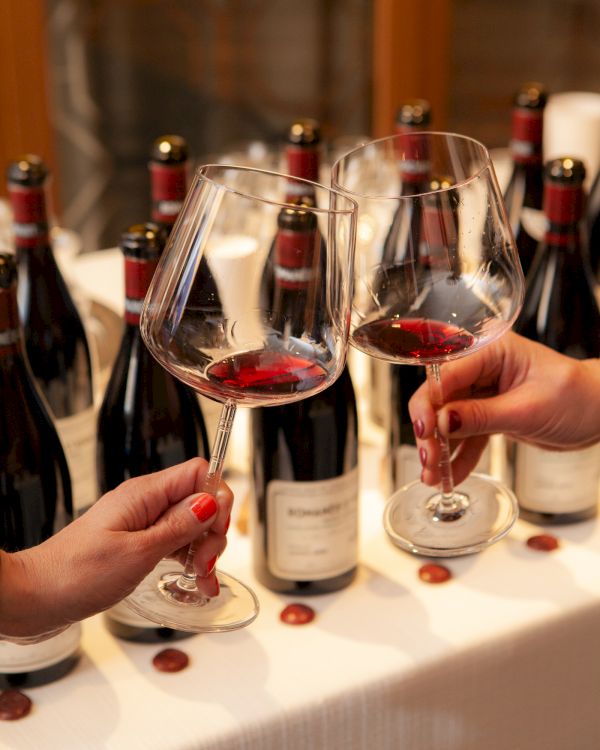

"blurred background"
[1, 0, 600, 251]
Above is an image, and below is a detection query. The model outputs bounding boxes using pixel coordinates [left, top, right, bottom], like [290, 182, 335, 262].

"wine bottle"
[6, 155, 96, 517]
[149, 134, 189, 230]
[387, 174, 491, 491]
[502, 82, 548, 278]
[260, 119, 324, 312]
[0, 252, 81, 688]
[250, 206, 359, 594]
[514, 157, 600, 523]
[148, 134, 223, 458]
[369, 101, 433, 437]
[284, 118, 322, 200]
[97, 222, 210, 642]
[585, 165, 600, 280]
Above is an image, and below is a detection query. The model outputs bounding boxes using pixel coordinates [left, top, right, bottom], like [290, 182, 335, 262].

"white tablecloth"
[4, 250, 600, 750]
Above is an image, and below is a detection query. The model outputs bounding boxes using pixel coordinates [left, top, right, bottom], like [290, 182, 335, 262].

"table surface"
[4, 250, 600, 750]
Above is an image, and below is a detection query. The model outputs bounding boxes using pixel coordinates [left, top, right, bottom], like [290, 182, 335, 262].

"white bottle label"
[394, 441, 492, 487]
[515, 442, 600, 513]
[106, 601, 159, 629]
[0, 623, 81, 673]
[266, 467, 359, 581]
[55, 406, 98, 516]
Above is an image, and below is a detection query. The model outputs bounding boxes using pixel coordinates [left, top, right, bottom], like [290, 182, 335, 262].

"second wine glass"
[124, 164, 357, 631]
[332, 131, 525, 557]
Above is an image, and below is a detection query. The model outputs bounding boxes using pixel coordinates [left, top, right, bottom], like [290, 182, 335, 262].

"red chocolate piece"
[280, 603, 316, 625]
[526, 534, 559, 552]
[418, 563, 452, 584]
[0, 690, 32, 720]
[152, 648, 190, 672]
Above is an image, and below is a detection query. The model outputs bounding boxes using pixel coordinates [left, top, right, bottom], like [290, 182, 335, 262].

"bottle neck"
[273, 227, 318, 329]
[420, 198, 457, 267]
[149, 161, 188, 230]
[544, 181, 584, 234]
[396, 132, 431, 189]
[124, 256, 159, 325]
[0, 288, 24, 358]
[510, 108, 543, 166]
[285, 145, 320, 201]
[8, 184, 51, 249]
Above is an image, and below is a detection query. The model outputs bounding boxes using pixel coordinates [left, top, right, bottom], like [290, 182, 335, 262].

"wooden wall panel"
[0, 0, 58, 204]
[372, 0, 453, 137]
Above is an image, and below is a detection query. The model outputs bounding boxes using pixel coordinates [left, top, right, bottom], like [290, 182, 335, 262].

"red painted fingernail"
[447, 410, 462, 433]
[205, 555, 218, 576]
[419, 447, 427, 467]
[224, 514, 231, 533]
[413, 419, 424, 439]
[190, 494, 218, 522]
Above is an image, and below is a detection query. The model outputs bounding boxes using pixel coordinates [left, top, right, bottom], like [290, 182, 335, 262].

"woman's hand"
[408, 332, 600, 486]
[0, 458, 233, 639]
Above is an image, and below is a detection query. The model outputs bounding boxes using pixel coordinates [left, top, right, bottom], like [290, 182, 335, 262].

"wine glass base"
[383, 472, 518, 557]
[124, 559, 260, 633]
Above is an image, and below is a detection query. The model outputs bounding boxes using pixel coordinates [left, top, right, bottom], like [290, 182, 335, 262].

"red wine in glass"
[206, 349, 328, 397]
[353, 317, 475, 361]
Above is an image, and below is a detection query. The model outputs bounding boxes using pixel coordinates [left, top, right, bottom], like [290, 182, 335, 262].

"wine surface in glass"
[353, 317, 475, 361]
[206, 349, 328, 397]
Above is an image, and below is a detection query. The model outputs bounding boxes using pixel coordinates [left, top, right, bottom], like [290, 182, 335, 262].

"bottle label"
[520, 207, 547, 243]
[515, 443, 600, 513]
[0, 623, 80, 673]
[55, 407, 98, 516]
[106, 601, 157, 629]
[266, 467, 359, 581]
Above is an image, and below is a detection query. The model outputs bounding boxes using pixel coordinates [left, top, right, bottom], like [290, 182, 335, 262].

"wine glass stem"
[425, 363, 460, 511]
[177, 399, 237, 589]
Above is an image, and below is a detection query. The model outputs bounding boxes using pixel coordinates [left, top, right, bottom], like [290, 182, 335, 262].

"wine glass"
[332, 132, 525, 557]
[124, 164, 357, 630]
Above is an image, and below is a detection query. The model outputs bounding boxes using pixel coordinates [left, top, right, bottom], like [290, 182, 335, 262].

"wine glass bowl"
[125, 164, 357, 631]
[332, 131, 524, 557]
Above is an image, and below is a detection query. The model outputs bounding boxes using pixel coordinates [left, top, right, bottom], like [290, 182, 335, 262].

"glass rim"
[194, 163, 358, 216]
[331, 130, 494, 200]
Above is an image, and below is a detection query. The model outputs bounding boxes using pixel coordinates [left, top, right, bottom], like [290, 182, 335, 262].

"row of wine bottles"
[503, 82, 600, 522]
[380, 84, 600, 525]
[0, 120, 360, 688]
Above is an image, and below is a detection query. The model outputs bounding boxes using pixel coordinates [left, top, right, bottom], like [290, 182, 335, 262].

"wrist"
[0, 549, 67, 642]
[580, 358, 600, 445]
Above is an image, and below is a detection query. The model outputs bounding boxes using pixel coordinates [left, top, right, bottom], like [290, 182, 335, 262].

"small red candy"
[526, 534, 559, 552]
[152, 648, 189, 672]
[418, 563, 452, 584]
[0, 689, 32, 720]
[280, 603, 316, 625]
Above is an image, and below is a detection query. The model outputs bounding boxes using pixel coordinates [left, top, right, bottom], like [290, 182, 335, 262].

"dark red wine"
[98, 223, 209, 644]
[354, 317, 474, 361]
[207, 349, 328, 397]
[0, 252, 80, 689]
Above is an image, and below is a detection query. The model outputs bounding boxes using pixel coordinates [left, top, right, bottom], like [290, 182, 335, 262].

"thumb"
[437, 391, 531, 439]
[139, 492, 219, 561]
